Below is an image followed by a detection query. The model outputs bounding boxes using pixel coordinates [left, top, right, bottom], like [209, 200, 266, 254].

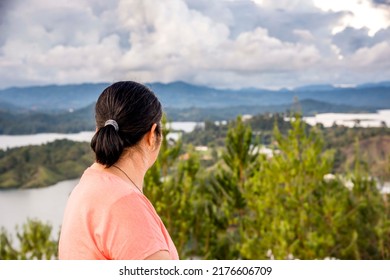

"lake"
[0, 122, 202, 150]
[0, 179, 79, 240]
[303, 109, 390, 127]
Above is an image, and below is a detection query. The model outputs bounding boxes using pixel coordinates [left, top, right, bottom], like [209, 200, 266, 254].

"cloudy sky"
[0, 0, 389, 89]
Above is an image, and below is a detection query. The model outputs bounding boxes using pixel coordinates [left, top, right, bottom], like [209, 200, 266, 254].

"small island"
[0, 139, 93, 189]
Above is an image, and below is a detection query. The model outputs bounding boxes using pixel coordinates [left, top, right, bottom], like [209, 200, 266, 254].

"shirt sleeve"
[101, 193, 169, 260]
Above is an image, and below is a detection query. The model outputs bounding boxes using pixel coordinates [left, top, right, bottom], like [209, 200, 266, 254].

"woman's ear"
[147, 123, 158, 149]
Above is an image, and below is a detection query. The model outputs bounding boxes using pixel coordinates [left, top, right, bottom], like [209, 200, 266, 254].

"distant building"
[195, 146, 208, 152]
[379, 182, 390, 194]
[242, 114, 253, 121]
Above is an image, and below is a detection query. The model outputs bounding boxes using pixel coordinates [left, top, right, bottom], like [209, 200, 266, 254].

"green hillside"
[0, 139, 93, 189]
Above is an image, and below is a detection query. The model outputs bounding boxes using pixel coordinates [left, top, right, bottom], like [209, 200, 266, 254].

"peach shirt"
[58, 167, 179, 260]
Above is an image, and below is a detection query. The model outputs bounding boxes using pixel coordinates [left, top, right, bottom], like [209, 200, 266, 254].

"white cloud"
[293, 29, 315, 41]
[0, 0, 389, 89]
[314, 0, 390, 36]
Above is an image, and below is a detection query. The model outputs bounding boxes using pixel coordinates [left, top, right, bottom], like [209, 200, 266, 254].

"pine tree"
[241, 113, 337, 259]
[211, 116, 258, 259]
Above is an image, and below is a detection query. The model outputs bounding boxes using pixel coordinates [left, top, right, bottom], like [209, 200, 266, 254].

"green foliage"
[147, 113, 389, 260]
[239, 114, 388, 259]
[346, 139, 390, 259]
[0, 139, 93, 189]
[145, 114, 389, 260]
[209, 116, 258, 259]
[0, 219, 58, 260]
[241, 114, 338, 259]
[183, 120, 228, 148]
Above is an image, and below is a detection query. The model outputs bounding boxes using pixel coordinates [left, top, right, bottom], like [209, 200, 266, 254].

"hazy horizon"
[1, 79, 390, 92]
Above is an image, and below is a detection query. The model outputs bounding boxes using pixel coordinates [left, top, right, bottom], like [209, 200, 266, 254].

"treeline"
[0, 140, 93, 189]
[1, 115, 389, 259]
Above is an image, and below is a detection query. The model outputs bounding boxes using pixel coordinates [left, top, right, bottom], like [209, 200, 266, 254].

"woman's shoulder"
[71, 167, 139, 206]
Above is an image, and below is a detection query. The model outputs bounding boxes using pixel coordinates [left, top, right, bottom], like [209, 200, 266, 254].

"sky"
[0, 0, 389, 90]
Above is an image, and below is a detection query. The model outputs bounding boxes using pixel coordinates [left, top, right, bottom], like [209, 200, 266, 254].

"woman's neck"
[92, 149, 148, 193]
[114, 152, 147, 191]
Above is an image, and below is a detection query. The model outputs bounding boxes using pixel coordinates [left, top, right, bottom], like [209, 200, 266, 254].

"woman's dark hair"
[90, 81, 162, 167]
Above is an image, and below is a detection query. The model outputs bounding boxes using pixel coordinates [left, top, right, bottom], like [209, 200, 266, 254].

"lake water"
[0, 122, 202, 150]
[303, 109, 390, 127]
[0, 179, 79, 239]
[0, 131, 95, 150]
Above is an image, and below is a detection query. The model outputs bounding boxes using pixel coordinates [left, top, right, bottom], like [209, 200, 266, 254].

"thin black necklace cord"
[112, 165, 143, 194]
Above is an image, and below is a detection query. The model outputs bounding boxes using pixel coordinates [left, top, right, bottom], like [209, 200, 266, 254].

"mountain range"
[0, 81, 389, 112]
[0, 81, 389, 134]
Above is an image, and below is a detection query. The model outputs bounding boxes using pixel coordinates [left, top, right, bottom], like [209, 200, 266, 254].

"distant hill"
[165, 99, 376, 121]
[356, 81, 390, 89]
[0, 81, 389, 112]
[0, 101, 30, 114]
[340, 135, 390, 181]
[0, 99, 377, 134]
[293, 84, 337, 92]
[0, 104, 95, 134]
[0, 83, 108, 112]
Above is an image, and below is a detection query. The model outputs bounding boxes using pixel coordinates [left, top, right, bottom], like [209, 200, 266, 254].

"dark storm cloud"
[332, 26, 390, 55]
[332, 27, 373, 54]
[372, 0, 390, 5]
[0, 0, 10, 15]
[372, 27, 390, 44]
[0, 0, 13, 46]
